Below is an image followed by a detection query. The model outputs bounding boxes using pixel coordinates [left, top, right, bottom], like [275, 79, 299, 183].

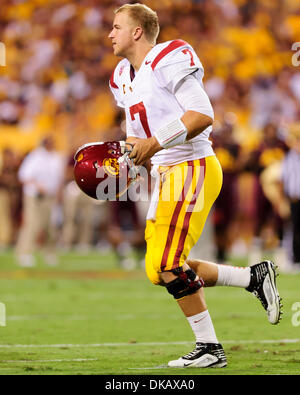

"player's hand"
[129, 136, 162, 166]
[126, 137, 142, 146]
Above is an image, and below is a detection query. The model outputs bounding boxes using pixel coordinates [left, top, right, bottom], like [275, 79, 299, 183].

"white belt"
[146, 165, 160, 221]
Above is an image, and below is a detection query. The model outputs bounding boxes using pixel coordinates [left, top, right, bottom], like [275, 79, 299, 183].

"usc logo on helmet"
[103, 158, 120, 176]
[76, 153, 84, 162]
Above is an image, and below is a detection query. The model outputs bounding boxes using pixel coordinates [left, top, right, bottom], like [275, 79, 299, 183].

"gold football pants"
[145, 156, 223, 284]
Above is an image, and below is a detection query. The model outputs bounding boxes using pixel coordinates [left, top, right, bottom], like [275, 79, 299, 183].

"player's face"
[108, 12, 135, 58]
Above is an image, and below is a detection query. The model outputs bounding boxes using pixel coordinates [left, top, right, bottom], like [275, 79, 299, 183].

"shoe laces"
[183, 343, 206, 359]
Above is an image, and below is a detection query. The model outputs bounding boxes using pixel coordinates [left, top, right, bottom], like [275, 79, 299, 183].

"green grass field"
[0, 249, 299, 375]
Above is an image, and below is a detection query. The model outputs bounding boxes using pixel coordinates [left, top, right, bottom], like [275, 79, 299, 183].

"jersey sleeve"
[152, 41, 204, 94]
[109, 62, 125, 108]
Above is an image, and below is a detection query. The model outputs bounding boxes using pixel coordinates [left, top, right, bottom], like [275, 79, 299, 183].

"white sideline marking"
[6, 314, 136, 321]
[0, 339, 299, 348]
[0, 358, 97, 363]
[128, 365, 168, 370]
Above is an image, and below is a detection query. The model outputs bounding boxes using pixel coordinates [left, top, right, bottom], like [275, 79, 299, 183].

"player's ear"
[132, 26, 143, 41]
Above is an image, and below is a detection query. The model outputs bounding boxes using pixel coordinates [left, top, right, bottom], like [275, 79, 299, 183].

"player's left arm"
[129, 74, 214, 166]
[129, 111, 212, 166]
[173, 72, 214, 141]
[181, 110, 213, 141]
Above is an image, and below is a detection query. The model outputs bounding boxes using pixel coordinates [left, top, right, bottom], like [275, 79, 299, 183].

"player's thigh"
[163, 156, 222, 270]
[145, 156, 222, 281]
[188, 155, 223, 244]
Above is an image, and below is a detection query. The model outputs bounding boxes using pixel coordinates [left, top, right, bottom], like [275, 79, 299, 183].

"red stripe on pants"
[160, 161, 194, 271]
[172, 158, 206, 270]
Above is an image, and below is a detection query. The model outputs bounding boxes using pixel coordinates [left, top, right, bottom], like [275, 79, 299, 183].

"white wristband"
[154, 118, 188, 149]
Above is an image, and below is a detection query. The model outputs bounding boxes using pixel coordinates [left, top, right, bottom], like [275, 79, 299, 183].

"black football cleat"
[168, 343, 227, 368]
[246, 260, 282, 324]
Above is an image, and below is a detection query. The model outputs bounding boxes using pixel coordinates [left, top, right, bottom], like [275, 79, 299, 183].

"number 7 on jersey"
[182, 49, 195, 66]
[129, 102, 152, 138]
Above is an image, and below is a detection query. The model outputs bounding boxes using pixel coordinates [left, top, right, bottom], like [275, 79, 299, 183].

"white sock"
[187, 310, 218, 344]
[216, 264, 250, 288]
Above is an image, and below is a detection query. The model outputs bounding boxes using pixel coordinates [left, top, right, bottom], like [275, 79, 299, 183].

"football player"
[108, 3, 282, 368]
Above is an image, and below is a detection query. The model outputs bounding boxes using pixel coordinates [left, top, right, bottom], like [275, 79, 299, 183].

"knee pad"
[165, 267, 204, 300]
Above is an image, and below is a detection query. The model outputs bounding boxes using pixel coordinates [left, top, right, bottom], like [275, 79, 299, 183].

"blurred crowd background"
[0, 0, 300, 271]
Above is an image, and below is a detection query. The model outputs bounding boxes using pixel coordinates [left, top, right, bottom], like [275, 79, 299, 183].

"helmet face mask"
[74, 141, 137, 200]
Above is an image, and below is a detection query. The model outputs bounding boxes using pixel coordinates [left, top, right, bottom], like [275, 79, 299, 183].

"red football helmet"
[74, 141, 138, 200]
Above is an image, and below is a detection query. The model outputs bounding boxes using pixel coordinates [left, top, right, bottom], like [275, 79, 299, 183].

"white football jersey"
[109, 39, 214, 166]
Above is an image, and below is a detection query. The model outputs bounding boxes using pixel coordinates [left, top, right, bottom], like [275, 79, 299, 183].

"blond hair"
[115, 3, 160, 45]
